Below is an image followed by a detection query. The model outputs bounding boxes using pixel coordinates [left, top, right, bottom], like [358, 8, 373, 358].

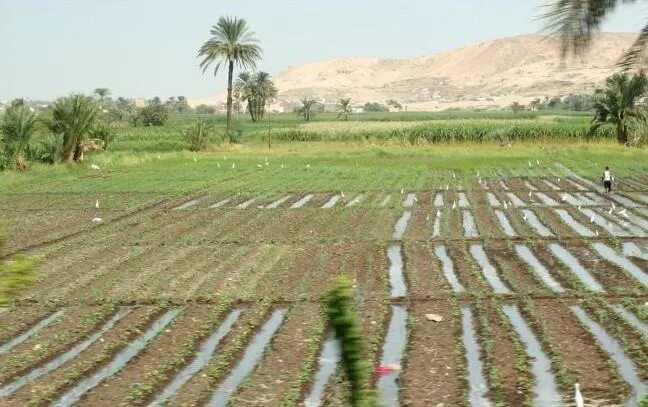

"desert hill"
[193, 33, 637, 111]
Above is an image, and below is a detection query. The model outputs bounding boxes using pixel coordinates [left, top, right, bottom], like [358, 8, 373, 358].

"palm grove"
[3, 5, 648, 171]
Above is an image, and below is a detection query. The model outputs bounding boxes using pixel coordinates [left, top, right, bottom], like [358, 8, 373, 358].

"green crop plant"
[0, 231, 35, 306]
[326, 276, 374, 407]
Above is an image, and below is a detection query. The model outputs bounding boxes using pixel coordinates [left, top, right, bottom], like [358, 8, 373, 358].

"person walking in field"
[602, 166, 613, 194]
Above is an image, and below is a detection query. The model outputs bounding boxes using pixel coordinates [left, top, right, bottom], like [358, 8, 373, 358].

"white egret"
[536, 159, 540, 165]
[400, 188, 404, 195]
[95, 200, 99, 208]
[193, 157, 197, 162]
[232, 163, 235, 169]
[90, 164, 101, 170]
[451, 201, 456, 210]
[91, 217, 103, 224]
[436, 209, 441, 218]
[590, 215, 595, 223]
[523, 213, 528, 221]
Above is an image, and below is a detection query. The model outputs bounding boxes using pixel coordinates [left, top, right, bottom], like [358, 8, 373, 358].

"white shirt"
[604, 170, 611, 181]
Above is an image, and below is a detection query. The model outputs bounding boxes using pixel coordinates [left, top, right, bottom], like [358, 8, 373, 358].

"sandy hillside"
[192, 33, 637, 110]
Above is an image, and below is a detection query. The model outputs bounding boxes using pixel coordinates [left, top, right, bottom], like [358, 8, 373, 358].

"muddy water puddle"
[579, 208, 630, 237]
[548, 244, 603, 292]
[0, 308, 131, 397]
[612, 305, 648, 337]
[622, 242, 648, 261]
[432, 210, 442, 238]
[321, 195, 341, 209]
[173, 198, 200, 210]
[387, 244, 407, 297]
[521, 210, 553, 237]
[0, 309, 64, 355]
[542, 180, 561, 191]
[236, 198, 256, 209]
[462, 210, 479, 238]
[52, 308, 181, 407]
[506, 192, 526, 207]
[265, 195, 291, 209]
[524, 181, 537, 191]
[487, 193, 501, 207]
[535, 193, 558, 206]
[514, 245, 564, 292]
[494, 210, 517, 237]
[461, 307, 490, 406]
[458, 193, 470, 207]
[346, 194, 364, 207]
[570, 306, 647, 406]
[591, 243, 648, 288]
[209, 198, 231, 208]
[433, 193, 444, 207]
[503, 305, 561, 406]
[377, 305, 408, 406]
[470, 245, 510, 294]
[403, 192, 416, 207]
[560, 192, 583, 206]
[303, 333, 341, 407]
[290, 194, 314, 208]
[611, 194, 640, 208]
[434, 245, 465, 293]
[393, 211, 412, 240]
[206, 308, 288, 407]
[149, 309, 244, 407]
[554, 209, 594, 237]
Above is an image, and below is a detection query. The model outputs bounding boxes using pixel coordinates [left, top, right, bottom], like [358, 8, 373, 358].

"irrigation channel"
[0, 310, 64, 355]
[148, 308, 243, 406]
[207, 309, 288, 407]
[53, 308, 181, 406]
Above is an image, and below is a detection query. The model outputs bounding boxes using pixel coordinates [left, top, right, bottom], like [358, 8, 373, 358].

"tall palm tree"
[0, 104, 38, 171]
[337, 98, 353, 121]
[198, 16, 262, 140]
[297, 97, 320, 121]
[234, 71, 278, 121]
[589, 71, 648, 144]
[542, 0, 647, 68]
[49, 95, 99, 163]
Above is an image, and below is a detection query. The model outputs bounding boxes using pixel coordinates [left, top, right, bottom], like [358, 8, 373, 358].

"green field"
[3, 110, 648, 406]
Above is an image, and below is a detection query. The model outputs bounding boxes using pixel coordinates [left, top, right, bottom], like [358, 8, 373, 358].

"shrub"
[183, 119, 214, 151]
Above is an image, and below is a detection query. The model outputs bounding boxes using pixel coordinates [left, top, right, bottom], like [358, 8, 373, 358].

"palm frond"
[197, 16, 262, 76]
[541, 0, 632, 57]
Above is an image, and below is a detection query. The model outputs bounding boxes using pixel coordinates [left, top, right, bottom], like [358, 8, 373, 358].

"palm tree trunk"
[617, 123, 628, 144]
[64, 146, 75, 163]
[226, 60, 234, 142]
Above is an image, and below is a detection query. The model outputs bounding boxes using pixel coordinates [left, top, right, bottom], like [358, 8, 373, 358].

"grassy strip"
[490, 298, 533, 406]
[519, 298, 572, 390]
[473, 299, 506, 406]
[279, 308, 327, 406]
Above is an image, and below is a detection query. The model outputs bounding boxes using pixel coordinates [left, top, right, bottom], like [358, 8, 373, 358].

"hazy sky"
[2, 0, 647, 101]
